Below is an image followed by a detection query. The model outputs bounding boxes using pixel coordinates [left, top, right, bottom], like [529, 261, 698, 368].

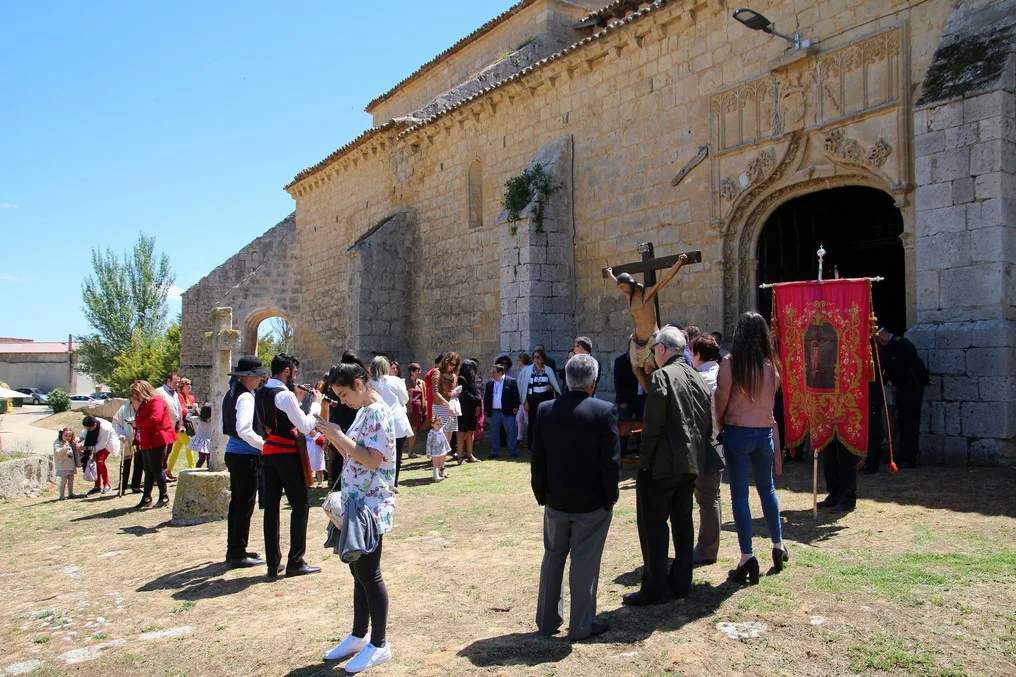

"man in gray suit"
[531, 354, 621, 641]
[625, 325, 714, 606]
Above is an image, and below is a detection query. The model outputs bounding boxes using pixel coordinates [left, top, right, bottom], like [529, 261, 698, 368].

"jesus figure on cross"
[606, 252, 689, 391]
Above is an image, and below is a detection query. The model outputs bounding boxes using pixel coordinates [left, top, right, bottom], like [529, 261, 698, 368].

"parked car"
[14, 387, 48, 405]
[90, 392, 113, 401]
[69, 394, 102, 410]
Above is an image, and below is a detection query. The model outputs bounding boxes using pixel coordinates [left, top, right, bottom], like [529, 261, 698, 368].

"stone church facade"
[182, 0, 1016, 466]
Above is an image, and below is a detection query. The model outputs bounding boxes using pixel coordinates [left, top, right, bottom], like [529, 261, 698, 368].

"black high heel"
[772, 545, 789, 574]
[727, 557, 760, 585]
[134, 496, 152, 510]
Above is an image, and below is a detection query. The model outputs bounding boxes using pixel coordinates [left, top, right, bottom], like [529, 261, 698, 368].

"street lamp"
[732, 8, 810, 50]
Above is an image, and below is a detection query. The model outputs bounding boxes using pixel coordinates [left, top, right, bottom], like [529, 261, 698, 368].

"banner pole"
[813, 448, 819, 518]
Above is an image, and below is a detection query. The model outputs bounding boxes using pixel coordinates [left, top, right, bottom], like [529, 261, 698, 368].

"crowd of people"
[47, 307, 928, 674]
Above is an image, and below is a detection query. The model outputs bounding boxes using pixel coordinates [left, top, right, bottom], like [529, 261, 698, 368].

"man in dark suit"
[626, 326, 713, 606]
[483, 363, 522, 458]
[532, 354, 621, 642]
[876, 328, 929, 468]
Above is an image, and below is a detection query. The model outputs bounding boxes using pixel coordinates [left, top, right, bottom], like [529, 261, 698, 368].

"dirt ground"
[1, 442, 1013, 676]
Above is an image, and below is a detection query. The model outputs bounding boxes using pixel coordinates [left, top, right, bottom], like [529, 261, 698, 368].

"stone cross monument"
[203, 307, 242, 472]
[171, 307, 239, 525]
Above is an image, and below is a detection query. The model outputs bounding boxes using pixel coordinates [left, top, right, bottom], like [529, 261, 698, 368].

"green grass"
[92, 631, 109, 640]
[33, 634, 50, 644]
[141, 623, 162, 633]
[0, 452, 30, 463]
[847, 633, 970, 675]
[171, 601, 196, 613]
[798, 547, 1016, 606]
[736, 577, 798, 612]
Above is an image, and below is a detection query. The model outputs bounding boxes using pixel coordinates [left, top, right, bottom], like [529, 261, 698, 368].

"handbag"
[184, 418, 196, 437]
[84, 457, 98, 482]
[338, 495, 379, 563]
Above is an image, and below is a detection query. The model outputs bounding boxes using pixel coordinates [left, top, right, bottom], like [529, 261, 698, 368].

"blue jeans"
[724, 425, 782, 555]
[489, 410, 517, 456]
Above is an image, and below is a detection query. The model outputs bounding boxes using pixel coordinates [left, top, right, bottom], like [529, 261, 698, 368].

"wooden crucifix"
[602, 243, 702, 389]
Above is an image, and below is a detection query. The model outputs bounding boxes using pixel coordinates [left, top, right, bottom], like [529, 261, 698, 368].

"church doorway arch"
[756, 186, 907, 333]
[243, 309, 295, 361]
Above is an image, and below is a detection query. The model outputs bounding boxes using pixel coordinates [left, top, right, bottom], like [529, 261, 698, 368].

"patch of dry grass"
[0, 445, 1013, 676]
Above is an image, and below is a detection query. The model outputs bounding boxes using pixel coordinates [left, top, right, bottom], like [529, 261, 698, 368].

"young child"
[426, 416, 451, 482]
[53, 427, 81, 500]
[187, 403, 214, 468]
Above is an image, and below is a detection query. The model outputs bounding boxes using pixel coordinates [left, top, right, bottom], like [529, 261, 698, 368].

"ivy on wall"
[501, 163, 559, 235]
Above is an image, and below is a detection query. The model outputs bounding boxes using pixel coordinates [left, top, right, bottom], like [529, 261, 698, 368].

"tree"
[78, 234, 174, 382]
[256, 317, 293, 366]
[104, 320, 180, 397]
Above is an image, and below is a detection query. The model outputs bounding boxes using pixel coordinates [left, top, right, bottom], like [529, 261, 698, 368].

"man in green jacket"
[624, 325, 714, 606]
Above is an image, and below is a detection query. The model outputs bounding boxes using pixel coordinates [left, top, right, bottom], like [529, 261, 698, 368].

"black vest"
[255, 385, 297, 440]
[221, 381, 264, 440]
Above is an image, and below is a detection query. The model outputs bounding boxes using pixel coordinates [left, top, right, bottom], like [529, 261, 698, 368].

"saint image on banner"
[804, 322, 838, 391]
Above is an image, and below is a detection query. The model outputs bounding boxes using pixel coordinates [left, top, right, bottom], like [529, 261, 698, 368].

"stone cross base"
[171, 469, 231, 526]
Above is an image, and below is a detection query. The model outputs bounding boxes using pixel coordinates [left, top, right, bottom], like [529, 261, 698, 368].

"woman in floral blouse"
[316, 362, 396, 673]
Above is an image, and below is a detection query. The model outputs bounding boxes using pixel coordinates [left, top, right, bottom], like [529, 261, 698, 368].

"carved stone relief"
[718, 148, 778, 214]
[823, 128, 893, 169]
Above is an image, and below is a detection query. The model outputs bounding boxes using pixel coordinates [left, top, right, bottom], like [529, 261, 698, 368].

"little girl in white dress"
[187, 403, 214, 468]
[425, 416, 451, 482]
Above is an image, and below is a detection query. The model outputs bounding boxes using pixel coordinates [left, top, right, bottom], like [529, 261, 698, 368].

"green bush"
[47, 389, 70, 413]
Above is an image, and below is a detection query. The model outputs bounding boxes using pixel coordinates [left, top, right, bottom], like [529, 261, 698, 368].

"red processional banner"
[774, 279, 872, 455]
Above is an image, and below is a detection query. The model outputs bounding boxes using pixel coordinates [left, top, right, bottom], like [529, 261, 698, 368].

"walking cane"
[117, 438, 126, 498]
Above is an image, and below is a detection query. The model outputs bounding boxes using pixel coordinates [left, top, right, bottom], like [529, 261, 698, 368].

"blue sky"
[0, 0, 517, 341]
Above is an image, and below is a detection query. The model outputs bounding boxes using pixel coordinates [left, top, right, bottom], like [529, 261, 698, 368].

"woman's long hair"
[129, 380, 158, 404]
[730, 311, 778, 402]
[369, 355, 391, 380]
[439, 351, 461, 374]
[459, 360, 479, 396]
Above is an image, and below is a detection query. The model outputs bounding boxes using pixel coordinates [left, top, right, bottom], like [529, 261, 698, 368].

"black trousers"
[394, 437, 405, 487]
[140, 445, 169, 501]
[864, 402, 885, 472]
[262, 453, 310, 571]
[350, 536, 388, 646]
[526, 392, 555, 449]
[635, 469, 696, 599]
[224, 452, 261, 561]
[823, 440, 858, 507]
[896, 386, 924, 465]
[122, 448, 144, 491]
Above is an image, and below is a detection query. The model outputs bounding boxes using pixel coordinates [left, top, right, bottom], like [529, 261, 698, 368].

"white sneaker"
[345, 642, 392, 673]
[101, 485, 111, 494]
[323, 634, 368, 661]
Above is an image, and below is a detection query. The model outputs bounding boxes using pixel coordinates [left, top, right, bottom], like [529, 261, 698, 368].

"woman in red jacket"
[130, 380, 175, 509]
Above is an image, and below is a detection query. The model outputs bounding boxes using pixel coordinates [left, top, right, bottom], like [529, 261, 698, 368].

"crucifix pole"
[638, 242, 663, 328]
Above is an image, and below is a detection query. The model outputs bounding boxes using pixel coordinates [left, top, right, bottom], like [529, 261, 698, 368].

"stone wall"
[909, 0, 1016, 466]
[180, 213, 303, 401]
[345, 210, 415, 359]
[0, 455, 53, 500]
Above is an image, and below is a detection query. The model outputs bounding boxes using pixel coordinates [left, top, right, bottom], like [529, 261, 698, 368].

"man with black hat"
[257, 352, 323, 579]
[222, 355, 270, 569]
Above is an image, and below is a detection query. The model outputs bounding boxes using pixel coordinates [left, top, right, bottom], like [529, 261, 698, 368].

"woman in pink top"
[714, 311, 787, 585]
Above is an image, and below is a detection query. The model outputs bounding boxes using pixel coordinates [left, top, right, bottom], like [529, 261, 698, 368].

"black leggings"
[141, 445, 169, 501]
[350, 536, 388, 646]
[394, 437, 405, 487]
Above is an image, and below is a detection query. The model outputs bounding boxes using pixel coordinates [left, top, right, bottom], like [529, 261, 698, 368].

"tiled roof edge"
[397, 0, 671, 138]
[285, 120, 410, 190]
[364, 0, 541, 113]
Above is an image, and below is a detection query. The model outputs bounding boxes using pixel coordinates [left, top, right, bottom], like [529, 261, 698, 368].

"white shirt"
[111, 401, 135, 441]
[233, 390, 265, 451]
[94, 418, 122, 456]
[370, 376, 412, 438]
[695, 360, 721, 441]
[264, 378, 321, 436]
[492, 378, 504, 409]
[158, 384, 182, 426]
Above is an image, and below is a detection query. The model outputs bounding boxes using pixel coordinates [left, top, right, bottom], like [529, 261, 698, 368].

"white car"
[69, 394, 102, 410]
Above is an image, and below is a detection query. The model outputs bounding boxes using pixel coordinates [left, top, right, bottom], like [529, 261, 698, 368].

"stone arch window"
[468, 159, 483, 229]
